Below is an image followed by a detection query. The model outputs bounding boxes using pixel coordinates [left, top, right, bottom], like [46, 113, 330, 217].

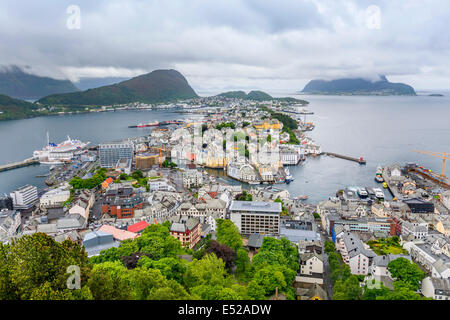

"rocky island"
[301, 75, 416, 96]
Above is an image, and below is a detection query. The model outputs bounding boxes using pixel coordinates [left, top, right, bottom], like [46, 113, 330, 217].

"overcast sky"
[1, 0, 449, 93]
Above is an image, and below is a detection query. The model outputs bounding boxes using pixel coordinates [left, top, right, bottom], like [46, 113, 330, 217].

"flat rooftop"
[229, 200, 282, 213]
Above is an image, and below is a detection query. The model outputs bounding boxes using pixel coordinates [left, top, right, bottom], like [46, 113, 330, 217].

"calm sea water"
[0, 95, 449, 203]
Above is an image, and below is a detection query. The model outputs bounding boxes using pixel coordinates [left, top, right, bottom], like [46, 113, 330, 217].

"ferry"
[285, 167, 294, 184]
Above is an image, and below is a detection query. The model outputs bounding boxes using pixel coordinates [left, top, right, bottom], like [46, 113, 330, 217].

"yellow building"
[435, 220, 450, 237]
[253, 120, 281, 130]
[135, 153, 160, 169]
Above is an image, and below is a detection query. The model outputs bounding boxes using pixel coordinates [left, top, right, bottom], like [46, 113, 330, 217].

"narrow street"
[319, 227, 334, 299]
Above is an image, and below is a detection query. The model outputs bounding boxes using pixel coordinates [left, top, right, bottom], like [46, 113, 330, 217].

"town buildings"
[182, 169, 203, 188]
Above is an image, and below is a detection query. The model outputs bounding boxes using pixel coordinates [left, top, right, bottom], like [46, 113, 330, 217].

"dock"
[321, 152, 366, 164]
[0, 158, 39, 172]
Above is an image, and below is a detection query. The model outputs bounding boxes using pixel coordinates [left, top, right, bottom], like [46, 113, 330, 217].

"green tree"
[324, 240, 335, 254]
[139, 256, 186, 284]
[247, 280, 266, 300]
[216, 219, 243, 251]
[184, 253, 231, 289]
[388, 258, 425, 291]
[4, 233, 91, 300]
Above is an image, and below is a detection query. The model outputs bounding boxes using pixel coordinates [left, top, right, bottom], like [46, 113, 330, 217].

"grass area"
[367, 237, 408, 255]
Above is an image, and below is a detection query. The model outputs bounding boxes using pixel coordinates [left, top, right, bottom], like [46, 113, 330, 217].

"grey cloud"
[0, 0, 449, 91]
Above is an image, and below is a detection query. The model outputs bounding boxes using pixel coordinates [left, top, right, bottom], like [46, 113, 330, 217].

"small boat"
[295, 195, 308, 201]
[375, 175, 384, 183]
[357, 187, 368, 198]
[372, 188, 385, 200]
[382, 182, 388, 189]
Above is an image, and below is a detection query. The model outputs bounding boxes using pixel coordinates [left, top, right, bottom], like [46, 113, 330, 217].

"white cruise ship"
[33, 133, 90, 164]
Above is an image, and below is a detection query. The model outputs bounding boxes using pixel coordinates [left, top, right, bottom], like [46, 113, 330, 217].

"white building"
[299, 252, 323, 276]
[10, 185, 38, 210]
[421, 277, 449, 300]
[227, 163, 258, 182]
[280, 145, 302, 165]
[403, 237, 450, 279]
[336, 232, 376, 275]
[365, 254, 412, 289]
[182, 169, 203, 188]
[40, 187, 70, 208]
[0, 209, 21, 241]
[229, 200, 281, 236]
[402, 221, 428, 239]
[68, 190, 94, 222]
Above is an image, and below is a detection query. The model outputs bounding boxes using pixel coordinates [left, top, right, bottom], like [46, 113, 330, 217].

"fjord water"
[0, 95, 449, 203]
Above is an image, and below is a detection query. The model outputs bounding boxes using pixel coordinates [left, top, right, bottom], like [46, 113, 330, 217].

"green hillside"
[39, 69, 198, 106]
[0, 94, 39, 120]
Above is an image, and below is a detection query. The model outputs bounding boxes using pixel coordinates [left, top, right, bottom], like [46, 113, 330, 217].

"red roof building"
[127, 221, 150, 233]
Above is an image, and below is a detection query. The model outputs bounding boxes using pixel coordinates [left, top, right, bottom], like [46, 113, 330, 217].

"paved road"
[319, 227, 334, 299]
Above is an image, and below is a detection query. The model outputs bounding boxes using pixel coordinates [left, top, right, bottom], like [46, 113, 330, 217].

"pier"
[0, 158, 39, 172]
[320, 152, 366, 164]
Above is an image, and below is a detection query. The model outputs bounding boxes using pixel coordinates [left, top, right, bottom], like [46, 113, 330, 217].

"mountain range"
[39, 69, 198, 106]
[302, 75, 416, 95]
[0, 66, 79, 100]
[217, 90, 308, 104]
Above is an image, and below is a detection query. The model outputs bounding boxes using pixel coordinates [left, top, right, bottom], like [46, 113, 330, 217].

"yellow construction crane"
[148, 146, 169, 167]
[412, 150, 450, 177]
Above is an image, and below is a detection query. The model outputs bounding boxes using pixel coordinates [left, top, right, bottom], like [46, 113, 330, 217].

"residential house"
[336, 232, 377, 275]
[402, 221, 428, 239]
[365, 254, 411, 289]
[169, 216, 202, 249]
[421, 277, 449, 300]
[69, 190, 94, 222]
[297, 251, 324, 285]
[182, 169, 203, 188]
